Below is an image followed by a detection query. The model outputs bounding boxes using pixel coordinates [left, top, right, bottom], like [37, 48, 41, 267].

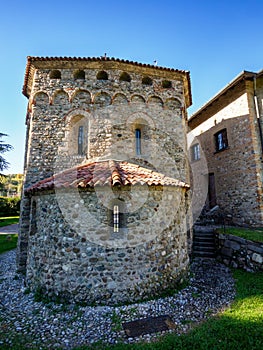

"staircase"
[193, 226, 216, 258]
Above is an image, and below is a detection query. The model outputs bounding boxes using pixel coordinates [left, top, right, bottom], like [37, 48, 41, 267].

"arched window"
[97, 71, 108, 80]
[142, 76, 153, 86]
[119, 72, 131, 82]
[135, 128, 141, 155]
[162, 80, 172, 88]
[74, 70, 85, 80]
[78, 126, 84, 155]
[49, 70, 61, 79]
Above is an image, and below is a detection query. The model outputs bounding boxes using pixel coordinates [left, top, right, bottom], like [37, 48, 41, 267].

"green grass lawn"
[0, 233, 18, 254]
[0, 216, 19, 227]
[217, 227, 263, 243]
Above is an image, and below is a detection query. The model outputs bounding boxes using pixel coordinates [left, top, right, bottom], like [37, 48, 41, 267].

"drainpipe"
[253, 76, 263, 154]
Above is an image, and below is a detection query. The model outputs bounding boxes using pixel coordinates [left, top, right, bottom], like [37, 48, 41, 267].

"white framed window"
[191, 143, 200, 161]
[109, 199, 127, 235]
[113, 205, 119, 233]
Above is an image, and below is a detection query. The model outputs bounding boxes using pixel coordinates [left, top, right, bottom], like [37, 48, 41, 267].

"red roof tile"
[26, 160, 190, 193]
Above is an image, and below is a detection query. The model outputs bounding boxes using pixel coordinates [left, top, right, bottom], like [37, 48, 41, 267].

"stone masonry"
[188, 70, 263, 227]
[216, 232, 263, 272]
[17, 56, 192, 304]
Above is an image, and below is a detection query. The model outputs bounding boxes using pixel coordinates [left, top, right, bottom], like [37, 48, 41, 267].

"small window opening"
[192, 143, 200, 161]
[215, 129, 228, 152]
[162, 80, 172, 88]
[97, 71, 108, 80]
[74, 70, 85, 80]
[78, 126, 84, 155]
[113, 205, 119, 232]
[135, 128, 141, 155]
[142, 76, 153, 85]
[119, 72, 131, 82]
[49, 70, 61, 79]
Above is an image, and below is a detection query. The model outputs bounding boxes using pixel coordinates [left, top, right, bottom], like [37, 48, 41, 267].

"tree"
[0, 133, 13, 176]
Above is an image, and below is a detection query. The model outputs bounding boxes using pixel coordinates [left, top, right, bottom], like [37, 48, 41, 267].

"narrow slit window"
[135, 128, 141, 155]
[113, 205, 119, 232]
[78, 126, 84, 155]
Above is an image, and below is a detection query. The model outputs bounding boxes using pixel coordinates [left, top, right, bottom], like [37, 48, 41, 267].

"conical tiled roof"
[26, 160, 190, 193]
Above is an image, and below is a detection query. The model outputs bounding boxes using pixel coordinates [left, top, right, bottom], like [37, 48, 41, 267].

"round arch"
[70, 89, 92, 104]
[32, 91, 50, 106]
[52, 89, 70, 105]
[126, 111, 155, 129]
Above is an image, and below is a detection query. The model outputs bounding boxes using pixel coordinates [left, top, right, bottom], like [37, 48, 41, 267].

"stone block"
[224, 240, 240, 251]
[248, 244, 263, 255]
[221, 247, 233, 257]
[230, 235, 247, 245]
[251, 253, 263, 264]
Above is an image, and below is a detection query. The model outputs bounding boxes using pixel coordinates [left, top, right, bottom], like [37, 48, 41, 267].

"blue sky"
[0, 0, 262, 174]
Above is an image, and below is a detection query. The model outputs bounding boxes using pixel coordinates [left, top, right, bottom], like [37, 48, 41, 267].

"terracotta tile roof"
[22, 56, 192, 107]
[26, 160, 190, 193]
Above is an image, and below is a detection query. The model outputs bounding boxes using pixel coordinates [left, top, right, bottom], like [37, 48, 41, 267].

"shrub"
[0, 196, 20, 216]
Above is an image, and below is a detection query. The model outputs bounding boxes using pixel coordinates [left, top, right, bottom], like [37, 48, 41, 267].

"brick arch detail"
[126, 111, 155, 129]
[31, 91, 51, 106]
[70, 88, 92, 103]
[51, 89, 70, 105]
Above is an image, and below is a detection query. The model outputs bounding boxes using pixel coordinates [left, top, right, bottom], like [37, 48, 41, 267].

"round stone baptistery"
[18, 56, 192, 305]
[25, 160, 190, 305]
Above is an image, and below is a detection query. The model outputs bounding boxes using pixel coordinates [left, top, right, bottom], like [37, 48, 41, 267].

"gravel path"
[0, 249, 236, 349]
[0, 224, 19, 234]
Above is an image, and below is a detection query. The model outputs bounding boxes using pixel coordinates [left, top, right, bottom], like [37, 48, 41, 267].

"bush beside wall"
[0, 196, 21, 216]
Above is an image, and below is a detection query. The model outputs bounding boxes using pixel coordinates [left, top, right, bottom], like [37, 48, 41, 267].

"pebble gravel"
[0, 249, 236, 349]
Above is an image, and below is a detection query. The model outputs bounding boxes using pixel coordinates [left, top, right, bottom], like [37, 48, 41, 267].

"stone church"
[17, 56, 192, 304]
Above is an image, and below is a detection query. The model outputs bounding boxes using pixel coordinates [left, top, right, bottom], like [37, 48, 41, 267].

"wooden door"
[208, 173, 217, 208]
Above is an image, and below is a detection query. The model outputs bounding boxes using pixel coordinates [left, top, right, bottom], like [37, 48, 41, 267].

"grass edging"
[0, 216, 19, 228]
[216, 227, 263, 243]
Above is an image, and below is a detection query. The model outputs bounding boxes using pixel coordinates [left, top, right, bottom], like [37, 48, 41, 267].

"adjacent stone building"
[17, 56, 192, 304]
[188, 70, 263, 227]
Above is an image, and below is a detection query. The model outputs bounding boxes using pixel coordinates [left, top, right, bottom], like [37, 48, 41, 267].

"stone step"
[192, 227, 216, 258]
[194, 245, 215, 252]
[194, 236, 215, 242]
[194, 230, 214, 235]
[194, 244, 215, 250]
[193, 250, 215, 258]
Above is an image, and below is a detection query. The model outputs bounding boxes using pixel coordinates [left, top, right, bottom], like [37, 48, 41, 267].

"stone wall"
[26, 185, 189, 305]
[17, 59, 192, 273]
[24, 66, 188, 187]
[215, 232, 263, 272]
